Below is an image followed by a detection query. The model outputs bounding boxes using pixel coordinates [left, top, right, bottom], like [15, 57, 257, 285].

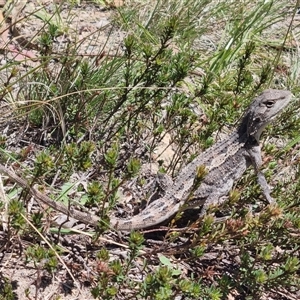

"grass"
[0, 0, 299, 299]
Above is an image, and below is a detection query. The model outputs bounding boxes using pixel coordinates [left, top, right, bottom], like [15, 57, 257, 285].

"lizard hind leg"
[156, 172, 174, 194]
[198, 194, 229, 219]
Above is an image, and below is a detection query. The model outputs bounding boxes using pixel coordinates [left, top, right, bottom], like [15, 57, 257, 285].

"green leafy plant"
[0, 0, 299, 299]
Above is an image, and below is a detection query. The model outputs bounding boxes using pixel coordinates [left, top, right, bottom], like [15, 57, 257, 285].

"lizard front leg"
[247, 145, 275, 204]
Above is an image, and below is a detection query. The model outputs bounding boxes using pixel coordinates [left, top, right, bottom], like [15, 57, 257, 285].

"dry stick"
[0, 164, 100, 226]
[0, 163, 137, 250]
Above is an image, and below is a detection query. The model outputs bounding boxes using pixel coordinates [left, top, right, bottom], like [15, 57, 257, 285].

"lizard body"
[109, 89, 291, 230]
[0, 89, 292, 231]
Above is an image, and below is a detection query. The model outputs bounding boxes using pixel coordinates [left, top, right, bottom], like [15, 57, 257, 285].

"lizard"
[0, 89, 292, 231]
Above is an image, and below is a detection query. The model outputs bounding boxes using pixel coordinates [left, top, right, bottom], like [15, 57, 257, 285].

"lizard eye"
[265, 100, 275, 108]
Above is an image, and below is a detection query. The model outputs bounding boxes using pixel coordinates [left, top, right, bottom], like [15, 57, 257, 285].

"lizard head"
[246, 89, 292, 141]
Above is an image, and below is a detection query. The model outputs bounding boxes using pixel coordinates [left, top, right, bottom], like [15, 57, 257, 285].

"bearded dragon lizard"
[0, 89, 292, 231]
